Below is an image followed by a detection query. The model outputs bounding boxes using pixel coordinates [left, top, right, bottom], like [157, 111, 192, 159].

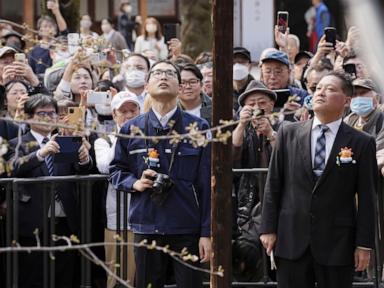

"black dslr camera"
[150, 173, 174, 206]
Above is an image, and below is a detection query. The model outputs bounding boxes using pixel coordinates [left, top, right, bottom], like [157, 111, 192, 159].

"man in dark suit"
[260, 72, 377, 288]
[8, 94, 92, 288]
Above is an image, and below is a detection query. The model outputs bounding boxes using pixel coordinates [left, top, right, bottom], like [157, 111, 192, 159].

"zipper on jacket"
[192, 185, 200, 208]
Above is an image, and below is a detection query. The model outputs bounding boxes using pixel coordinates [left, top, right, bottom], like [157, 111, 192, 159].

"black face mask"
[6, 41, 22, 51]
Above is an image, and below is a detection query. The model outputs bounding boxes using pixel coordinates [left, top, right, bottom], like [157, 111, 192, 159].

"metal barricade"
[1, 169, 383, 287]
[0, 175, 108, 288]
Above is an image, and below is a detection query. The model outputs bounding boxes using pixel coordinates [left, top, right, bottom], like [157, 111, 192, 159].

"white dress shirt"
[152, 106, 178, 128]
[311, 117, 342, 168]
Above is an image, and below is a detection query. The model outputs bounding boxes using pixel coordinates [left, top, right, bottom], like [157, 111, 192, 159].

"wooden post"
[211, 0, 233, 287]
[23, 0, 35, 29]
[139, 0, 148, 23]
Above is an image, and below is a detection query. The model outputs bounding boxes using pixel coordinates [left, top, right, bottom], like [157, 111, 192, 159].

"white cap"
[0, 46, 16, 58]
[111, 91, 141, 111]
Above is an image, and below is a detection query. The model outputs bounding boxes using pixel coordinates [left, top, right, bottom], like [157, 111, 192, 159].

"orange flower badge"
[336, 147, 356, 165]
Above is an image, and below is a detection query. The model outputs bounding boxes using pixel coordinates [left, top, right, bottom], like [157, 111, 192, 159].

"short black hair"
[24, 94, 58, 117]
[180, 63, 203, 81]
[95, 79, 118, 92]
[148, 60, 181, 83]
[324, 71, 354, 97]
[126, 53, 151, 71]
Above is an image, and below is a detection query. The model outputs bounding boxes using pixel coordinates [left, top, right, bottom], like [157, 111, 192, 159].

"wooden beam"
[211, 0, 233, 287]
[139, 0, 148, 23]
[23, 0, 35, 29]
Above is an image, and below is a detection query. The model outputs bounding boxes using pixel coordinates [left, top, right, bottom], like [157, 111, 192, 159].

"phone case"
[54, 136, 82, 163]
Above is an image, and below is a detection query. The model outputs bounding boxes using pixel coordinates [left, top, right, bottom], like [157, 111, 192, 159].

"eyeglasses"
[262, 68, 285, 76]
[35, 111, 58, 118]
[150, 69, 178, 79]
[181, 79, 200, 87]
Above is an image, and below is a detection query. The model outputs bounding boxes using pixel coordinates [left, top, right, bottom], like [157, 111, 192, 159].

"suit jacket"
[260, 120, 377, 266]
[9, 132, 93, 237]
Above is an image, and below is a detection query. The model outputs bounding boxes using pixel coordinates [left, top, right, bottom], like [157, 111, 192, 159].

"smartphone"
[277, 11, 289, 34]
[343, 63, 357, 78]
[163, 23, 180, 43]
[54, 136, 82, 163]
[87, 91, 112, 105]
[67, 107, 84, 126]
[67, 33, 80, 55]
[324, 27, 336, 48]
[14, 53, 26, 62]
[274, 89, 291, 109]
[89, 52, 108, 65]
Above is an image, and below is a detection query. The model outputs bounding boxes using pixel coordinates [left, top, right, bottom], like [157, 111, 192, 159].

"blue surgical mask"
[350, 96, 374, 116]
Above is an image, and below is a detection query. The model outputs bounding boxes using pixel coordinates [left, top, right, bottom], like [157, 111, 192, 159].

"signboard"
[234, 0, 274, 62]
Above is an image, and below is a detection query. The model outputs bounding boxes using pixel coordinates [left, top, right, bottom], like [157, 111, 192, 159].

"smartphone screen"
[274, 89, 291, 108]
[67, 33, 80, 55]
[343, 63, 357, 78]
[324, 27, 336, 48]
[14, 53, 26, 62]
[277, 11, 289, 34]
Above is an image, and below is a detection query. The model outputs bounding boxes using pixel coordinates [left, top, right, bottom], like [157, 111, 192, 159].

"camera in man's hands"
[252, 108, 265, 118]
[150, 173, 174, 206]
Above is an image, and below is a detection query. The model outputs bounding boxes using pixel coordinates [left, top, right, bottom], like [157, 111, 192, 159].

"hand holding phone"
[324, 27, 336, 48]
[277, 11, 289, 34]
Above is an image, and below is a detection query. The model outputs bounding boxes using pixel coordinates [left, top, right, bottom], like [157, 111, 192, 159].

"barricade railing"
[0, 170, 383, 288]
[0, 175, 108, 288]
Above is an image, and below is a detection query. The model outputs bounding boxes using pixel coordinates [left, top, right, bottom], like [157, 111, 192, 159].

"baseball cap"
[111, 91, 141, 111]
[2, 30, 26, 50]
[238, 80, 277, 107]
[261, 50, 290, 67]
[0, 46, 16, 58]
[352, 78, 378, 92]
[234, 47, 251, 62]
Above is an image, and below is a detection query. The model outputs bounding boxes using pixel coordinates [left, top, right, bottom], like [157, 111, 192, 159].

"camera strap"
[144, 108, 183, 175]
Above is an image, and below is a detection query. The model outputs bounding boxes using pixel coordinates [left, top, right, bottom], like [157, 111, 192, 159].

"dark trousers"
[134, 234, 203, 288]
[277, 248, 354, 288]
[18, 218, 76, 288]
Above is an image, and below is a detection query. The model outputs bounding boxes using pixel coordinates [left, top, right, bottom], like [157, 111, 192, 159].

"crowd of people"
[0, 0, 382, 287]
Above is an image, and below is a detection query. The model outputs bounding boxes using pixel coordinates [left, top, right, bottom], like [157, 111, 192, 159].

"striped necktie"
[313, 125, 329, 178]
[42, 137, 54, 176]
[42, 137, 60, 202]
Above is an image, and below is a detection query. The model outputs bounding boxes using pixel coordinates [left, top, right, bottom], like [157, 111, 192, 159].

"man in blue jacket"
[110, 60, 211, 288]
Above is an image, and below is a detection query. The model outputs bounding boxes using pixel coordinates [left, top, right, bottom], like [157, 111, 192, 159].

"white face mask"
[95, 104, 112, 116]
[146, 24, 157, 34]
[53, 50, 71, 63]
[80, 19, 92, 29]
[124, 5, 133, 14]
[125, 70, 146, 88]
[233, 63, 249, 81]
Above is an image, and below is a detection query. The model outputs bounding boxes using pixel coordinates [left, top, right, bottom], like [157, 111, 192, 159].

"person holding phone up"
[8, 94, 92, 288]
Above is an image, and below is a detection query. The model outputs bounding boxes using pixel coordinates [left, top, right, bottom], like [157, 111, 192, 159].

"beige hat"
[111, 91, 141, 111]
[0, 46, 16, 58]
[352, 78, 378, 93]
